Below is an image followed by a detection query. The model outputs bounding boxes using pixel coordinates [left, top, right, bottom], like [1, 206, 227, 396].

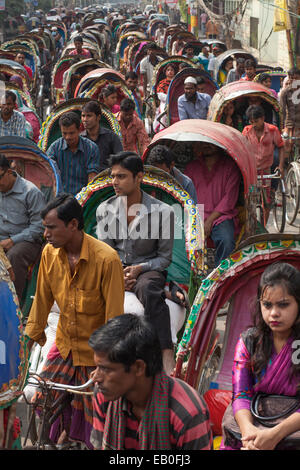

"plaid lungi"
[40, 343, 95, 449]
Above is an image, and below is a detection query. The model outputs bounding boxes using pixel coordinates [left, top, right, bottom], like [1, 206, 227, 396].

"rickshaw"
[147, 19, 168, 41]
[62, 58, 108, 101]
[210, 49, 256, 84]
[38, 97, 122, 152]
[0, 59, 30, 93]
[157, 67, 219, 127]
[60, 39, 101, 61]
[133, 42, 169, 76]
[208, 82, 286, 232]
[168, 31, 196, 55]
[0, 253, 29, 449]
[0, 45, 39, 91]
[163, 24, 185, 49]
[174, 233, 300, 446]
[143, 119, 257, 247]
[207, 80, 283, 130]
[73, 68, 142, 119]
[149, 56, 198, 133]
[201, 39, 227, 53]
[116, 31, 147, 71]
[254, 69, 287, 93]
[117, 22, 145, 39]
[181, 40, 204, 58]
[51, 56, 78, 105]
[151, 56, 198, 97]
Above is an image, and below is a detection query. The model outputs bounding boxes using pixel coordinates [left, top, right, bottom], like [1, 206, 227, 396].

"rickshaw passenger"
[89, 314, 213, 450]
[25, 194, 124, 449]
[117, 98, 150, 156]
[185, 143, 241, 267]
[220, 101, 243, 131]
[0, 154, 45, 302]
[256, 73, 278, 99]
[157, 64, 176, 94]
[240, 59, 257, 82]
[100, 85, 120, 114]
[222, 262, 300, 450]
[47, 112, 101, 195]
[226, 58, 245, 84]
[81, 100, 123, 171]
[0, 91, 27, 138]
[147, 144, 198, 203]
[14, 52, 33, 80]
[96, 152, 176, 375]
[178, 77, 211, 120]
[218, 57, 234, 87]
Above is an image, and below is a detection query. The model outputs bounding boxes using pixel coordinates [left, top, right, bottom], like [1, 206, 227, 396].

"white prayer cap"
[184, 76, 197, 85]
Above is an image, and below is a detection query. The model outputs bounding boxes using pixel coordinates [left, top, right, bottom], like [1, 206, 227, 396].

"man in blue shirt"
[47, 112, 101, 195]
[177, 76, 211, 121]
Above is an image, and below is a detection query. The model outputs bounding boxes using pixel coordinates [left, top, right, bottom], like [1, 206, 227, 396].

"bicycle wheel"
[256, 187, 268, 231]
[285, 165, 300, 225]
[272, 178, 286, 233]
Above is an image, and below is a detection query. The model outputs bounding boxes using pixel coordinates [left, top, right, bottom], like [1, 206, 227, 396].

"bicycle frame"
[21, 373, 94, 450]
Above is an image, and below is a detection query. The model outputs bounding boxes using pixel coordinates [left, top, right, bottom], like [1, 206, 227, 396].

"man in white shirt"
[140, 43, 163, 97]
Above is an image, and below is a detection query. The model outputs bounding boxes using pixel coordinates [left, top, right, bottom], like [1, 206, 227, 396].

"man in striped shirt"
[89, 314, 213, 450]
[47, 111, 101, 195]
[0, 91, 27, 138]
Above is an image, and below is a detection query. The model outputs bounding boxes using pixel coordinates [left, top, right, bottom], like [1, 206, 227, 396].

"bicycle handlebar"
[257, 169, 281, 179]
[27, 373, 94, 394]
[282, 133, 300, 141]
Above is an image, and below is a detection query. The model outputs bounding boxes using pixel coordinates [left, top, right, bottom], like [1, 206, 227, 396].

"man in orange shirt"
[25, 193, 124, 449]
[117, 98, 150, 156]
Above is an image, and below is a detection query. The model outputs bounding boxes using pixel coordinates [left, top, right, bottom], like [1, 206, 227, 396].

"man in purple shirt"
[185, 142, 241, 266]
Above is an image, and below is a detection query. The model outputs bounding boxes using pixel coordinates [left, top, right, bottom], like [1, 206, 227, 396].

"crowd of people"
[1, 2, 300, 453]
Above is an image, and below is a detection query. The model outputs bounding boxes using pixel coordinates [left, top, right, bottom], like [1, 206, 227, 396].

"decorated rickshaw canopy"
[207, 80, 282, 128]
[143, 119, 257, 196]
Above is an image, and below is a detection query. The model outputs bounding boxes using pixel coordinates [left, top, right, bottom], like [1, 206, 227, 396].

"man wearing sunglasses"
[0, 154, 45, 302]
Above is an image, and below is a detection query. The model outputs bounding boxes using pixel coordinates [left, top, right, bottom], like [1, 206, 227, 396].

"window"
[250, 16, 259, 49]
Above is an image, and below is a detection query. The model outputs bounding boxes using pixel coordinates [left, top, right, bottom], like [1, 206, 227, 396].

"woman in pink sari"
[222, 262, 300, 450]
